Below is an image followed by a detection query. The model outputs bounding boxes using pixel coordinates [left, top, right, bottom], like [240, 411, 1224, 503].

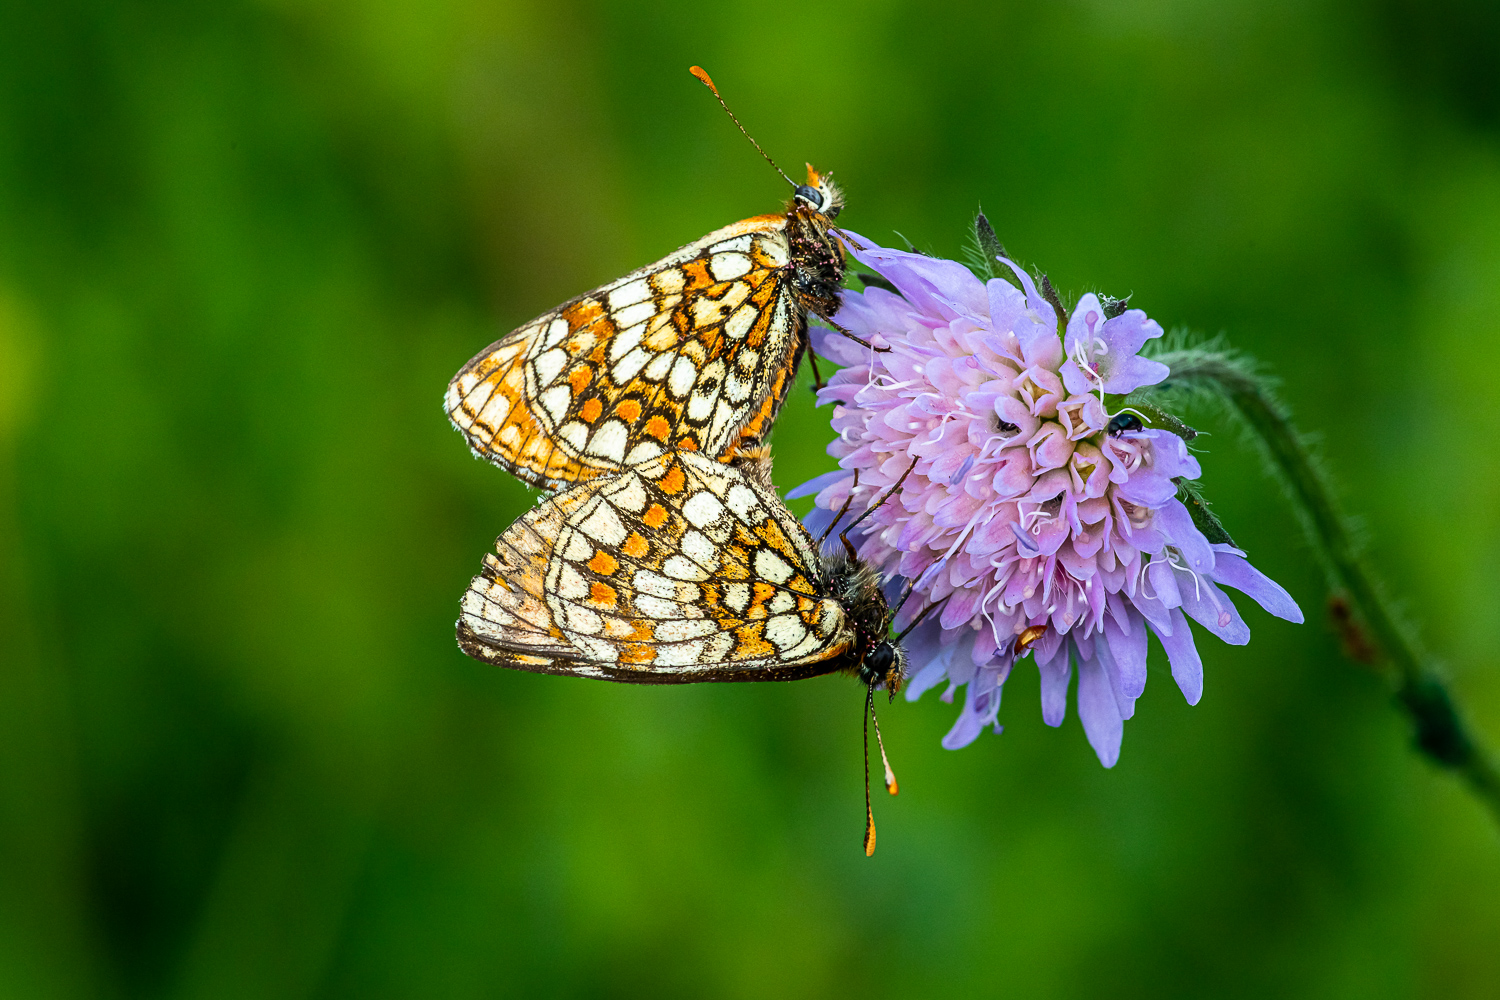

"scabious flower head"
[793, 232, 1303, 766]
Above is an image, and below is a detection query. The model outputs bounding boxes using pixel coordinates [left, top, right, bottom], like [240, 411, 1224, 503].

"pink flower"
[793, 234, 1302, 766]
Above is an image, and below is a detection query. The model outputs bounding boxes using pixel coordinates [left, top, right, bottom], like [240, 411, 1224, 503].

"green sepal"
[1174, 478, 1235, 546]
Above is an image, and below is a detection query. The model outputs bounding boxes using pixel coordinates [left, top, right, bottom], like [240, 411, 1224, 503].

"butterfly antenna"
[863, 682, 877, 856]
[894, 598, 942, 642]
[872, 692, 898, 797]
[689, 66, 795, 188]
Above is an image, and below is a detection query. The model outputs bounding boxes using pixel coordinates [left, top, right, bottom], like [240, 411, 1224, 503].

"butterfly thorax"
[785, 169, 846, 322]
[818, 549, 905, 693]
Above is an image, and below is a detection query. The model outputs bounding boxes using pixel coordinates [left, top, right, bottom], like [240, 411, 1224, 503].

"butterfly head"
[794, 164, 843, 219]
[858, 638, 905, 698]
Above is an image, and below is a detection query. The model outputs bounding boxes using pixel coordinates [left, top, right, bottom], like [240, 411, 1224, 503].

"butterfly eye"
[794, 184, 823, 210]
[866, 643, 895, 675]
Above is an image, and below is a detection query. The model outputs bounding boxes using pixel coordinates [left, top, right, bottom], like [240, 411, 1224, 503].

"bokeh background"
[3, 0, 1499, 996]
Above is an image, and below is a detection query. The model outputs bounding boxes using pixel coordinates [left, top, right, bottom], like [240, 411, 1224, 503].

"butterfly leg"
[823, 317, 891, 353]
[807, 342, 827, 393]
[836, 456, 919, 557]
[817, 469, 860, 549]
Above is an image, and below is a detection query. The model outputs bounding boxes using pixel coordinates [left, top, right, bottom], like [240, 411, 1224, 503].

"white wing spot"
[724, 303, 757, 340]
[477, 391, 511, 431]
[533, 348, 568, 387]
[656, 618, 717, 642]
[608, 278, 651, 310]
[726, 484, 762, 524]
[655, 640, 706, 667]
[754, 548, 795, 585]
[556, 564, 589, 600]
[578, 502, 628, 546]
[682, 491, 727, 530]
[539, 385, 572, 426]
[643, 352, 673, 381]
[764, 614, 808, 651]
[612, 346, 651, 383]
[606, 474, 648, 513]
[769, 590, 795, 614]
[563, 604, 603, 635]
[663, 555, 709, 582]
[558, 421, 588, 451]
[687, 388, 716, 422]
[613, 300, 656, 330]
[724, 583, 751, 613]
[561, 531, 592, 562]
[709, 252, 752, 282]
[636, 594, 677, 619]
[609, 322, 645, 362]
[755, 233, 790, 267]
[785, 632, 822, 659]
[736, 347, 759, 373]
[633, 569, 678, 599]
[713, 235, 754, 253]
[542, 318, 570, 348]
[668, 356, 696, 398]
[723, 372, 753, 403]
[585, 421, 628, 461]
[680, 530, 719, 571]
[625, 441, 664, 464]
[708, 401, 738, 448]
[457, 377, 493, 414]
[703, 632, 735, 662]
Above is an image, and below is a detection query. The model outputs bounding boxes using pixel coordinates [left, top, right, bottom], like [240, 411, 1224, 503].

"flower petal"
[1178, 573, 1250, 645]
[1210, 548, 1304, 623]
[941, 665, 1005, 749]
[1076, 645, 1124, 767]
[1152, 608, 1204, 705]
[1036, 640, 1071, 727]
[788, 469, 851, 500]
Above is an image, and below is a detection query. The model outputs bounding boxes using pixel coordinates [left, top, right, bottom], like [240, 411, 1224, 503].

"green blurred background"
[2, 0, 1499, 996]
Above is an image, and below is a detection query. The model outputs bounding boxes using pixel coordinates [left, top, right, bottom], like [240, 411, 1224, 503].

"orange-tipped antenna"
[861, 682, 900, 856]
[689, 66, 794, 188]
[872, 699, 898, 796]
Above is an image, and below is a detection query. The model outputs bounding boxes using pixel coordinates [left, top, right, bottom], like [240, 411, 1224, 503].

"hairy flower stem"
[1144, 349, 1500, 825]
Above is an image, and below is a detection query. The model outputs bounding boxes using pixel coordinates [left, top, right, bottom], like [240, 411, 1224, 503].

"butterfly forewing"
[447, 216, 808, 489]
[457, 451, 856, 681]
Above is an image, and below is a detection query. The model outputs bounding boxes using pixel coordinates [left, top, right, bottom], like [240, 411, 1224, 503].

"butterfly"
[456, 446, 926, 853]
[444, 67, 862, 491]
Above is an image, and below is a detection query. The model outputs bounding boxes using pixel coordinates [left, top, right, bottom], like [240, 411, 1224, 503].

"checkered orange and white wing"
[447, 216, 810, 489]
[456, 450, 857, 681]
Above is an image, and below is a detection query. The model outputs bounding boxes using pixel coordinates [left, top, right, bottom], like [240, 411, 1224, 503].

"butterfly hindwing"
[457, 450, 855, 682]
[446, 216, 808, 490]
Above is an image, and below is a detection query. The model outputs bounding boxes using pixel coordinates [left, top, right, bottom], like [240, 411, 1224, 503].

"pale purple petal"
[1076, 648, 1124, 768]
[1036, 641, 1071, 727]
[941, 665, 1005, 750]
[1178, 573, 1250, 645]
[1153, 609, 1204, 705]
[788, 469, 851, 500]
[1210, 547, 1304, 623]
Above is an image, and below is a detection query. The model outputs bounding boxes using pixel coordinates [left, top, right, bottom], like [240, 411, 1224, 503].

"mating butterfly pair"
[446, 69, 910, 853]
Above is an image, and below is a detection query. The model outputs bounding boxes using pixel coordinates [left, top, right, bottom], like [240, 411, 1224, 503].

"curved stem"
[1143, 349, 1500, 825]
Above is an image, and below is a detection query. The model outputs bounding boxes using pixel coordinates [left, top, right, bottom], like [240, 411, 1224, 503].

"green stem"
[1145, 350, 1500, 825]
